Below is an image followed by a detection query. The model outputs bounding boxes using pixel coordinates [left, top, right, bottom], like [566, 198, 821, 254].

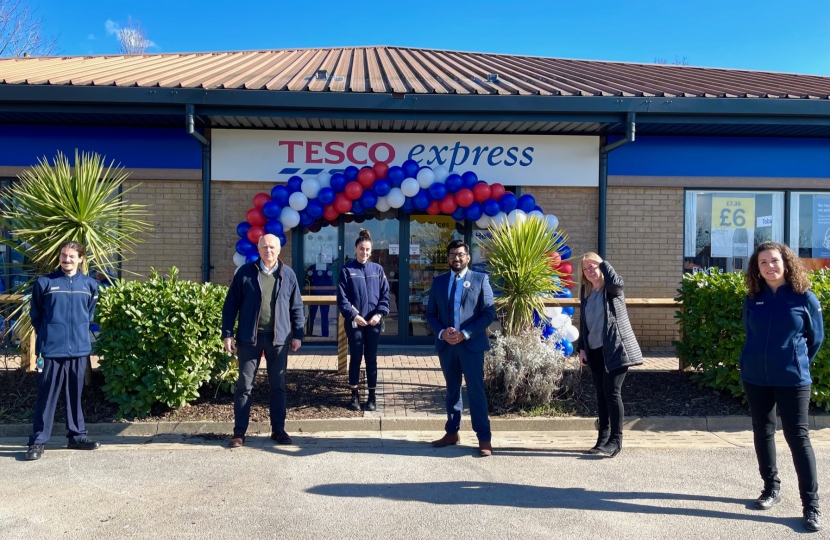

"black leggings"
[347, 324, 381, 388]
[743, 381, 819, 509]
[588, 347, 628, 443]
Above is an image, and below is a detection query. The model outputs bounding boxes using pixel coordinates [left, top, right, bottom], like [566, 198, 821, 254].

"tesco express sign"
[212, 129, 598, 187]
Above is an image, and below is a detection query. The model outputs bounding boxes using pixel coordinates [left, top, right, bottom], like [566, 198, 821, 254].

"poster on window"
[710, 196, 756, 258]
[812, 196, 830, 258]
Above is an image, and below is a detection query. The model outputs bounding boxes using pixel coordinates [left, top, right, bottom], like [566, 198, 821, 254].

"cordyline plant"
[0, 150, 152, 337]
[480, 215, 567, 336]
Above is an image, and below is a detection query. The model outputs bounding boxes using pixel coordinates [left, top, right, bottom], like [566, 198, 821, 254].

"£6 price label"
[711, 196, 756, 229]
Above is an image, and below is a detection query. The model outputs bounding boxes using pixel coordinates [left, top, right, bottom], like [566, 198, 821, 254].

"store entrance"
[299, 211, 468, 345]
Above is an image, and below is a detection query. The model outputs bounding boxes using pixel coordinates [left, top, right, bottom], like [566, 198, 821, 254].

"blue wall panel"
[0, 125, 201, 169]
[608, 136, 830, 178]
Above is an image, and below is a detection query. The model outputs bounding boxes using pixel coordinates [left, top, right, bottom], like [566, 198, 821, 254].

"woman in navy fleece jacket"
[740, 241, 824, 532]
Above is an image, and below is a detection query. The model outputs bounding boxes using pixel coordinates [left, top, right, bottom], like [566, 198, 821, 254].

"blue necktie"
[448, 274, 458, 327]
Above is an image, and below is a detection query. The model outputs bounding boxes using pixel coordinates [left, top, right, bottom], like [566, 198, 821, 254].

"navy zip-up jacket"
[337, 260, 390, 322]
[740, 283, 824, 387]
[30, 270, 98, 358]
[221, 259, 305, 346]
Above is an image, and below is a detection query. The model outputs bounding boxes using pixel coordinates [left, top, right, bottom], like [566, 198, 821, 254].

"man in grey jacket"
[221, 234, 304, 448]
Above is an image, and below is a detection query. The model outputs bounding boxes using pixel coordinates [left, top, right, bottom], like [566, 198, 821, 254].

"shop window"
[788, 192, 830, 271]
[684, 191, 784, 274]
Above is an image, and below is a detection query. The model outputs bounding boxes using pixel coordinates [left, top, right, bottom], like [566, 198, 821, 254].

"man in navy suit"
[426, 239, 496, 457]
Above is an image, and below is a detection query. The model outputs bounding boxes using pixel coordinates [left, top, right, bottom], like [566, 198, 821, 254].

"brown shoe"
[228, 436, 245, 448]
[431, 432, 460, 447]
[478, 441, 493, 457]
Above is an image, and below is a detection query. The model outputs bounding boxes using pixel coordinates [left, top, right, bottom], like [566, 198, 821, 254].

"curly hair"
[746, 241, 810, 298]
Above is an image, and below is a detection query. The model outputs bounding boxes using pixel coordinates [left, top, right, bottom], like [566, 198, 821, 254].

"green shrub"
[94, 267, 237, 418]
[675, 269, 830, 410]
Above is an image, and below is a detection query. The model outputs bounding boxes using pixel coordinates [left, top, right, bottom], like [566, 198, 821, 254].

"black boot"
[587, 429, 610, 454]
[596, 435, 622, 458]
[348, 389, 361, 411]
[365, 389, 377, 412]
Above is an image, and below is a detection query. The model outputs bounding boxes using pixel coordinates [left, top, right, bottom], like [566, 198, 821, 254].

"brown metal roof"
[1, 46, 829, 99]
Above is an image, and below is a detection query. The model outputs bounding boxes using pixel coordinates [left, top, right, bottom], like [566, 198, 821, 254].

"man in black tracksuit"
[221, 234, 304, 448]
[26, 241, 100, 461]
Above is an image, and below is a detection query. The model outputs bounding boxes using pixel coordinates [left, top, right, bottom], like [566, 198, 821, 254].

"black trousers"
[743, 380, 819, 509]
[588, 347, 628, 443]
[234, 333, 288, 437]
[346, 324, 381, 389]
[29, 357, 88, 445]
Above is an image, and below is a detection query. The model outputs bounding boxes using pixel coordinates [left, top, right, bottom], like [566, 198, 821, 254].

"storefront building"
[0, 47, 828, 348]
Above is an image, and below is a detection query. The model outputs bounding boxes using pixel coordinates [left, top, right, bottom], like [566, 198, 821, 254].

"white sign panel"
[212, 129, 598, 186]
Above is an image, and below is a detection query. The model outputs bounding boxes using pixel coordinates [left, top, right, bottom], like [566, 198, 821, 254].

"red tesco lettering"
[279, 140, 395, 165]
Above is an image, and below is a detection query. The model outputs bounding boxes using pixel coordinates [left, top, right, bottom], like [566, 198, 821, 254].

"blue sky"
[34, 0, 830, 75]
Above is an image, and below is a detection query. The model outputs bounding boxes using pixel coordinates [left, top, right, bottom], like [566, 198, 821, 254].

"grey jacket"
[576, 261, 643, 371]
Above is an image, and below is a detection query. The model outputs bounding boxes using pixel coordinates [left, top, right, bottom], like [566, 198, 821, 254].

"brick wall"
[523, 186, 598, 257]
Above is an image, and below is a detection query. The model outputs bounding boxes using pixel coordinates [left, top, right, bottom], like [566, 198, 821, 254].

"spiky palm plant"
[480, 215, 566, 336]
[0, 150, 152, 337]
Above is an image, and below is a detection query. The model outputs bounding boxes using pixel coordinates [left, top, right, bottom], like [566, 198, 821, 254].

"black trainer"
[25, 444, 44, 461]
[804, 507, 822, 532]
[67, 438, 101, 451]
[270, 430, 292, 445]
[754, 488, 781, 510]
[348, 395, 361, 411]
[364, 399, 377, 412]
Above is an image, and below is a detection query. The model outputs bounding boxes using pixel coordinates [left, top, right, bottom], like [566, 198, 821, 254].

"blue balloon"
[264, 220, 284, 236]
[330, 173, 347, 193]
[402, 160, 419, 178]
[373, 179, 391, 197]
[542, 324, 555, 339]
[402, 197, 416, 213]
[562, 340, 574, 355]
[562, 306, 575, 316]
[287, 176, 303, 193]
[352, 200, 366, 215]
[482, 199, 500, 217]
[413, 189, 431, 211]
[236, 222, 252, 238]
[554, 288, 572, 299]
[299, 209, 314, 227]
[533, 205, 544, 213]
[277, 233, 287, 247]
[464, 201, 483, 221]
[317, 187, 335, 205]
[461, 171, 478, 190]
[445, 174, 463, 193]
[306, 199, 324, 219]
[360, 190, 378, 210]
[270, 185, 290, 207]
[344, 166, 359, 181]
[236, 239, 256, 256]
[387, 166, 405, 187]
[451, 206, 466, 222]
[499, 193, 518, 213]
[246, 253, 260, 264]
[558, 244, 572, 260]
[518, 194, 536, 213]
[428, 182, 447, 201]
[262, 200, 281, 220]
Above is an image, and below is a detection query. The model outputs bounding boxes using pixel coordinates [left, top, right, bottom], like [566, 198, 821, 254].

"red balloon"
[334, 193, 353, 213]
[426, 200, 441, 215]
[246, 207, 267, 227]
[549, 251, 562, 268]
[247, 225, 265, 244]
[559, 261, 573, 275]
[490, 183, 506, 201]
[357, 168, 376, 189]
[328, 219, 339, 227]
[455, 188, 474, 208]
[323, 205, 339, 221]
[472, 182, 491, 203]
[253, 192, 271, 209]
[439, 194, 458, 215]
[372, 162, 389, 179]
[344, 181, 363, 200]
[562, 275, 575, 290]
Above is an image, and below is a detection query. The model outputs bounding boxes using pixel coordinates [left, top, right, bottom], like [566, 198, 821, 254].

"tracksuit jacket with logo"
[30, 270, 98, 358]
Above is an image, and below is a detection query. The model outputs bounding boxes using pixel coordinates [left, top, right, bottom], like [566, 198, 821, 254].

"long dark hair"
[355, 228, 372, 247]
[746, 241, 810, 298]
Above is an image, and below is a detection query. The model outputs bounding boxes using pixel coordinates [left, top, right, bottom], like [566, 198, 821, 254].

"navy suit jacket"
[426, 269, 495, 353]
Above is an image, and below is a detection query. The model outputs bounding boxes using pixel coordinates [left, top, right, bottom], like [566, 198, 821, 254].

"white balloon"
[507, 209, 527, 227]
[279, 207, 300, 230]
[387, 188, 406, 208]
[528, 210, 544, 222]
[401, 178, 420, 198]
[565, 324, 580, 343]
[475, 215, 491, 229]
[316, 172, 332, 189]
[416, 167, 435, 189]
[491, 212, 508, 227]
[551, 313, 569, 328]
[432, 166, 449, 183]
[545, 214, 559, 231]
[301, 178, 320, 199]
[233, 253, 247, 267]
[545, 306, 563, 318]
[375, 196, 391, 213]
[288, 192, 308, 211]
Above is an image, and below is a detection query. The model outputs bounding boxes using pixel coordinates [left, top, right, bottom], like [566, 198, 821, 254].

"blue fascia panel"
[0, 125, 202, 169]
[608, 136, 830, 178]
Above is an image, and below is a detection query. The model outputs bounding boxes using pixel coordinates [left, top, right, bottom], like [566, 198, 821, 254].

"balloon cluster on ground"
[532, 247, 578, 354]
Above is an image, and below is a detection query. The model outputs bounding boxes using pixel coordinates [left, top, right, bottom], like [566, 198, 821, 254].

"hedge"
[675, 269, 830, 410]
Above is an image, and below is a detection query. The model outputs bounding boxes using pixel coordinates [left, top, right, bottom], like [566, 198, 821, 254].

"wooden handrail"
[542, 298, 679, 307]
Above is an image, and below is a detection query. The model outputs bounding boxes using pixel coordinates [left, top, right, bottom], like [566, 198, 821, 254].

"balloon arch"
[233, 159, 578, 353]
